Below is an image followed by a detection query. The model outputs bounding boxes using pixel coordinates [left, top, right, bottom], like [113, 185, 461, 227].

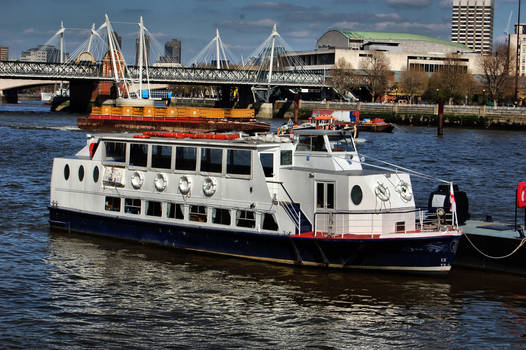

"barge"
[49, 129, 462, 274]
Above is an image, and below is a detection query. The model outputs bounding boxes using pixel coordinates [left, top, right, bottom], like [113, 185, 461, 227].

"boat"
[48, 128, 462, 274]
[358, 118, 394, 133]
[77, 105, 270, 133]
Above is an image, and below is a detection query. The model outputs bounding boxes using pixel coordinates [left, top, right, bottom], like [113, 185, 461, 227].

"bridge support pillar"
[257, 102, 273, 119]
[69, 79, 98, 113]
[3, 88, 18, 104]
[237, 86, 253, 108]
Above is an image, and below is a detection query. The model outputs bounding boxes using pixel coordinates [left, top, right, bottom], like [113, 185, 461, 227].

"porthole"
[351, 185, 363, 205]
[64, 164, 70, 180]
[78, 165, 85, 182]
[93, 166, 100, 183]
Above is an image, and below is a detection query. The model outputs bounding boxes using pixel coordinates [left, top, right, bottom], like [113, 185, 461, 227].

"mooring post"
[437, 98, 444, 136]
[294, 92, 299, 123]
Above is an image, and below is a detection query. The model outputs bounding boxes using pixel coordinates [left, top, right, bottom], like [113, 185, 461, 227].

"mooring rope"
[463, 233, 526, 260]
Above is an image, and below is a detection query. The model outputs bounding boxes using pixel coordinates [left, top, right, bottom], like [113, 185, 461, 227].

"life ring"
[130, 171, 144, 190]
[375, 182, 390, 202]
[202, 176, 217, 196]
[396, 181, 412, 202]
[154, 173, 168, 192]
[178, 175, 192, 195]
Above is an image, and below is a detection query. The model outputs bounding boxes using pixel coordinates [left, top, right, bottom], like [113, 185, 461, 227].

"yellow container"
[111, 107, 122, 116]
[101, 105, 111, 116]
[143, 106, 155, 117]
[132, 107, 143, 117]
[91, 106, 101, 115]
[166, 107, 178, 117]
[154, 107, 167, 117]
[121, 106, 133, 116]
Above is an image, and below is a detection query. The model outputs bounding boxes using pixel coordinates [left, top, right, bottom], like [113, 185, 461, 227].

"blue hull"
[49, 207, 460, 274]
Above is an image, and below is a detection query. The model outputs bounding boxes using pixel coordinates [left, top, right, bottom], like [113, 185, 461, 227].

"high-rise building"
[451, 0, 494, 54]
[135, 34, 150, 66]
[508, 24, 526, 76]
[20, 45, 68, 63]
[0, 46, 8, 61]
[161, 39, 181, 64]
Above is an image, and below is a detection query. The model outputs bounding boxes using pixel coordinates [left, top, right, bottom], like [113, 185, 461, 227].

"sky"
[0, 0, 521, 64]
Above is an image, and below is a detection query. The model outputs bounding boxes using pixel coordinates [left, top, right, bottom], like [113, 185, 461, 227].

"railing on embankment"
[274, 100, 526, 130]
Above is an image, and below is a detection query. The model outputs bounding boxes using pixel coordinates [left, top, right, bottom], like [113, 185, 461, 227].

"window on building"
[227, 149, 251, 175]
[168, 203, 184, 220]
[212, 208, 231, 225]
[152, 145, 172, 169]
[175, 146, 197, 171]
[190, 205, 207, 222]
[104, 141, 126, 162]
[200, 148, 223, 173]
[130, 143, 148, 167]
[236, 210, 255, 228]
[124, 198, 141, 215]
[105, 196, 121, 212]
[146, 201, 162, 217]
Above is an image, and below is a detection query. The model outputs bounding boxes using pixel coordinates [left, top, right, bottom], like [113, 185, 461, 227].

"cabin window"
[236, 210, 255, 228]
[129, 143, 148, 167]
[297, 136, 326, 152]
[168, 203, 184, 220]
[146, 201, 162, 217]
[212, 208, 231, 225]
[175, 146, 197, 171]
[151, 145, 172, 169]
[260, 153, 274, 177]
[64, 164, 70, 180]
[105, 196, 121, 212]
[78, 165, 84, 182]
[328, 134, 355, 152]
[316, 182, 335, 209]
[262, 213, 278, 231]
[190, 205, 207, 222]
[201, 148, 223, 173]
[280, 150, 292, 166]
[395, 221, 405, 233]
[351, 185, 363, 205]
[124, 198, 141, 215]
[93, 166, 99, 183]
[104, 142, 126, 162]
[227, 149, 251, 175]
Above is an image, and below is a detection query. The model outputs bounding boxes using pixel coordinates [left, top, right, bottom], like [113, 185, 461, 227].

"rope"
[463, 233, 526, 260]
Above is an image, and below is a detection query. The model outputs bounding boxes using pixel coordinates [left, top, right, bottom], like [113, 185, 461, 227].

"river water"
[0, 102, 525, 349]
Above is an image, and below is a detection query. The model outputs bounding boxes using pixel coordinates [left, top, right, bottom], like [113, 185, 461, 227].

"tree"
[423, 53, 471, 105]
[399, 67, 428, 104]
[328, 58, 357, 99]
[359, 51, 390, 102]
[480, 44, 514, 106]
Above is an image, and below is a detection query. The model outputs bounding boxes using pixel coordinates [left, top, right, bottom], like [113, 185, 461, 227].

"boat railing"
[313, 208, 456, 237]
[267, 180, 302, 234]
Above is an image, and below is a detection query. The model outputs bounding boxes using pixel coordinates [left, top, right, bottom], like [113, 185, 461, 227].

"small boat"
[49, 128, 462, 274]
[358, 118, 394, 133]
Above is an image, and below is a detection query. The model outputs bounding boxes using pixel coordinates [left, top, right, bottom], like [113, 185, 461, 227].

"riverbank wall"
[273, 100, 526, 130]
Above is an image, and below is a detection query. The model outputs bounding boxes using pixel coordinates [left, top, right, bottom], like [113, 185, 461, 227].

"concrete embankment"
[271, 100, 526, 130]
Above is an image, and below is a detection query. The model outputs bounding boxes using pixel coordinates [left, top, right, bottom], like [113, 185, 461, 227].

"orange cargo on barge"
[78, 105, 270, 133]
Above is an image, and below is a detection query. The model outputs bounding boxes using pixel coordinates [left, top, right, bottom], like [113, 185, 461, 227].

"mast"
[139, 16, 144, 96]
[105, 14, 123, 98]
[216, 28, 220, 69]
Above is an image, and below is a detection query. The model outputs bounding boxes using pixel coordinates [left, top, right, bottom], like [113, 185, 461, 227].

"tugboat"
[49, 129, 462, 274]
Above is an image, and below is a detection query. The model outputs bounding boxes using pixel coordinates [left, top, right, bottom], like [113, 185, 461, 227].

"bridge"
[0, 16, 327, 111]
[0, 61, 325, 87]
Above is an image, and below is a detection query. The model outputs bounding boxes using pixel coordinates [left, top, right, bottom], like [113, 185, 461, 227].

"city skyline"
[0, 0, 521, 64]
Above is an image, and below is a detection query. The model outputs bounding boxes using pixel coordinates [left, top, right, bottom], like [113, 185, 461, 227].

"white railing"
[313, 208, 455, 237]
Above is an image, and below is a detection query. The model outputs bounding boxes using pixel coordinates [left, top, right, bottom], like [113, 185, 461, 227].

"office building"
[508, 24, 526, 76]
[0, 46, 8, 61]
[20, 45, 67, 63]
[161, 39, 181, 64]
[451, 0, 494, 54]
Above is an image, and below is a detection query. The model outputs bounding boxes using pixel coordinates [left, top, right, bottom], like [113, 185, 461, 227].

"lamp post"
[435, 88, 439, 103]
[482, 89, 486, 106]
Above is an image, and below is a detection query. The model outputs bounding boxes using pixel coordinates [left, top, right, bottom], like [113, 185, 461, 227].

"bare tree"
[399, 67, 428, 104]
[480, 44, 513, 106]
[328, 58, 357, 99]
[424, 54, 471, 105]
[359, 52, 390, 102]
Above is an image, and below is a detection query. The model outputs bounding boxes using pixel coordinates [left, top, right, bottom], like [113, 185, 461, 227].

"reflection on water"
[0, 108, 525, 348]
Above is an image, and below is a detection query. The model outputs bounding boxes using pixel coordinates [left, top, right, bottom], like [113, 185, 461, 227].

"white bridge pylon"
[189, 29, 234, 69]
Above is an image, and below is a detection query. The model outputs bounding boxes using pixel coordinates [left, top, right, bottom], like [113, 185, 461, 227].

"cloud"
[386, 0, 432, 8]
[23, 28, 36, 34]
[220, 18, 277, 32]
